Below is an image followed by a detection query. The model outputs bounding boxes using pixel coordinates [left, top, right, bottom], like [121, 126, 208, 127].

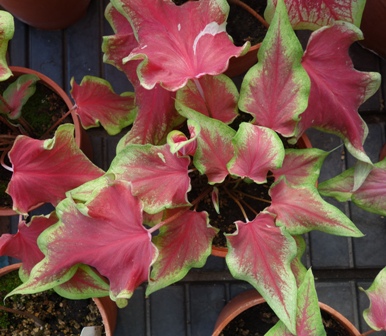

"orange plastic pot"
[212, 290, 361, 336]
[0, 0, 91, 30]
[0, 66, 92, 216]
[0, 263, 117, 336]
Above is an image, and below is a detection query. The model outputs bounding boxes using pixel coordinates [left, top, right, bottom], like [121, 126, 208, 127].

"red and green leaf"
[102, 3, 140, 85]
[319, 158, 386, 215]
[167, 119, 199, 156]
[176, 75, 239, 124]
[71, 76, 136, 135]
[117, 85, 183, 148]
[0, 10, 14, 81]
[226, 212, 298, 334]
[239, 0, 310, 138]
[7, 124, 104, 214]
[113, 0, 248, 91]
[147, 208, 217, 295]
[227, 123, 285, 183]
[266, 269, 326, 336]
[176, 102, 236, 184]
[109, 143, 191, 214]
[267, 178, 363, 236]
[362, 267, 386, 332]
[299, 22, 381, 163]
[0, 213, 57, 280]
[9, 181, 157, 307]
[272, 148, 328, 186]
[265, 0, 366, 30]
[0, 74, 39, 119]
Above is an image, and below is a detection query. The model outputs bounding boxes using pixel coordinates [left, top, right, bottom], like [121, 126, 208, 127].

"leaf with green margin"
[0, 11, 13, 81]
[147, 208, 217, 295]
[298, 21, 380, 164]
[7, 124, 104, 215]
[226, 211, 298, 334]
[0, 74, 39, 119]
[176, 101, 235, 184]
[0, 213, 57, 280]
[361, 267, 386, 331]
[319, 157, 386, 215]
[167, 119, 199, 157]
[108, 143, 191, 214]
[227, 123, 285, 183]
[266, 269, 326, 336]
[272, 148, 328, 186]
[264, 0, 366, 30]
[71, 76, 136, 135]
[9, 180, 158, 307]
[176, 75, 239, 124]
[291, 235, 307, 287]
[238, 0, 310, 138]
[268, 178, 363, 236]
[116, 85, 183, 148]
[54, 264, 110, 300]
[113, 0, 248, 91]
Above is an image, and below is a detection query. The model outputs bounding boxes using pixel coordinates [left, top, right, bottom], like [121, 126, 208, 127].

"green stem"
[223, 187, 249, 222]
[234, 189, 271, 204]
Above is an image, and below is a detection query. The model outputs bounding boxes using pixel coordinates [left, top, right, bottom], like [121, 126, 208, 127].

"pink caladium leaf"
[239, 0, 310, 138]
[167, 119, 199, 157]
[147, 208, 217, 295]
[0, 213, 57, 280]
[267, 178, 363, 237]
[266, 269, 326, 336]
[299, 22, 381, 163]
[54, 265, 110, 299]
[227, 123, 285, 183]
[319, 158, 386, 215]
[71, 76, 136, 136]
[265, 0, 366, 30]
[0, 11, 14, 81]
[176, 102, 235, 184]
[117, 85, 184, 148]
[226, 212, 298, 334]
[362, 267, 386, 331]
[102, 3, 140, 85]
[0, 74, 39, 119]
[109, 143, 191, 214]
[7, 124, 104, 214]
[291, 235, 307, 287]
[272, 148, 328, 186]
[113, 0, 248, 91]
[9, 180, 158, 307]
[176, 75, 239, 124]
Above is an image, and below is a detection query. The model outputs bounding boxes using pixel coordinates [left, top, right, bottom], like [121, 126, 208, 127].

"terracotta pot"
[0, 0, 91, 30]
[0, 66, 92, 216]
[359, 0, 386, 59]
[0, 263, 117, 336]
[224, 43, 261, 78]
[212, 290, 361, 336]
[211, 133, 313, 257]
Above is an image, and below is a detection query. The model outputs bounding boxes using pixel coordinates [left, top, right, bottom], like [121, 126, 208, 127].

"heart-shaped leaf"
[112, 0, 248, 91]
[71, 76, 136, 135]
[226, 212, 298, 334]
[7, 124, 104, 214]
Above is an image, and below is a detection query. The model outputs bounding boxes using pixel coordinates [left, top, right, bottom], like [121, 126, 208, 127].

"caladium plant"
[1, 0, 386, 334]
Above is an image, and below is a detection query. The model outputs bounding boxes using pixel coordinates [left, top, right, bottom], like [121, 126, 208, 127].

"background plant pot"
[224, 43, 261, 78]
[211, 133, 313, 257]
[0, 263, 117, 336]
[0, 0, 91, 30]
[0, 66, 92, 216]
[359, 0, 386, 59]
[212, 290, 361, 336]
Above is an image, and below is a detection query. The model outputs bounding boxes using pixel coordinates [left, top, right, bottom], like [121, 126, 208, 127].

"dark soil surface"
[0, 270, 104, 336]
